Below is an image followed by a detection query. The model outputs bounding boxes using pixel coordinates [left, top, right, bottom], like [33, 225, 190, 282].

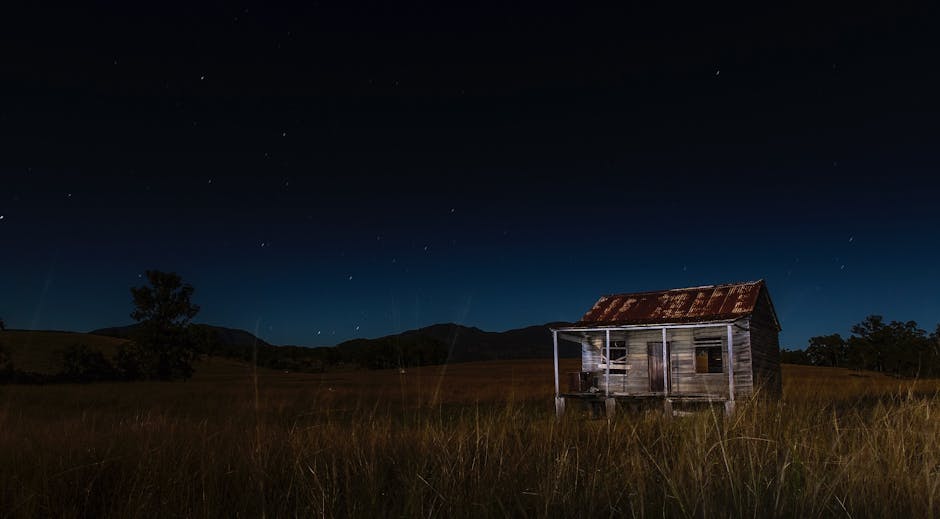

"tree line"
[780, 315, 940, 378]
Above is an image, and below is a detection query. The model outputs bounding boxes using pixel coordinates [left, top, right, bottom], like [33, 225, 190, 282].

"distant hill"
[336, 322, 581, 363]
[91, 323, 274, 350]
[0, 330, 128, 374]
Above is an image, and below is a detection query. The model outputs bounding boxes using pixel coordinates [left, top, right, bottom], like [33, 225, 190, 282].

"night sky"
[2, 3, 939, 349]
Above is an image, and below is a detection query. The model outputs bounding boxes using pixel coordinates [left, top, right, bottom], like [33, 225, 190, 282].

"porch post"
[552, 330, 560, 396]
[553, 330, 564, 418]
[604, 329, 611, 398]
[661, 327, 668, 396]
[726, 324, 735, 415]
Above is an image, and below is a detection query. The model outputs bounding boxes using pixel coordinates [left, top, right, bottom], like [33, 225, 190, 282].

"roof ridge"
[602, 279, 762, 298]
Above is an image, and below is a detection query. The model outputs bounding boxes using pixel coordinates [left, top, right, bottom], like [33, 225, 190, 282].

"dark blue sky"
[2, 2, 939, 348]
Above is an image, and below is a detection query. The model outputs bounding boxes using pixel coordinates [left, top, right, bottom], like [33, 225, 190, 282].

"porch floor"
[561, 392, 729, 402]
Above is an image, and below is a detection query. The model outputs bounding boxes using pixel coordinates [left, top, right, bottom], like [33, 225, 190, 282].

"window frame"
[598, 340, 629, 374]
[694, 337, 724, 374]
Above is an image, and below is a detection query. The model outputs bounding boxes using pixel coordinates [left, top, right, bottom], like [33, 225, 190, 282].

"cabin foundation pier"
[605, 398, 616, 418]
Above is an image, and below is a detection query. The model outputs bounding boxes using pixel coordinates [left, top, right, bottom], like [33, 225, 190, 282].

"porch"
[551, 321, 748, 418]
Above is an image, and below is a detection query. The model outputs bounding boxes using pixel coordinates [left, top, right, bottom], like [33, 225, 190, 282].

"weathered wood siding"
[748, 287, 783, 397]
[584, 330, 654, 394]
[667, 325, 752, 398]
[581, 325, 754, 398]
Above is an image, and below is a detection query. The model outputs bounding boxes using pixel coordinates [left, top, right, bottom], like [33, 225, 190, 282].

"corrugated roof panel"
[578, 280, 765, 325]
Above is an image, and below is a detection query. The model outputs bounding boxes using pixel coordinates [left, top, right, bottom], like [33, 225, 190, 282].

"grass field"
[0, 347, 938, 517]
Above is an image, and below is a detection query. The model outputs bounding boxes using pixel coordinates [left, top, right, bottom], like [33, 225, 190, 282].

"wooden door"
[647, 342, 668, 392]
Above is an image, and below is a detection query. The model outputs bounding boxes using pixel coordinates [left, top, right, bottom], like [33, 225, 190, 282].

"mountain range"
[90, 322, 581, 362]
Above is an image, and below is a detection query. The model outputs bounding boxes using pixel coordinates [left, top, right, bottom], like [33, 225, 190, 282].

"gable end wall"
[748, 288, 783, 397]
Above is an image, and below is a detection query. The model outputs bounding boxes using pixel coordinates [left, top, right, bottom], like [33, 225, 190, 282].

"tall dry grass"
[0, 361, 937, 517]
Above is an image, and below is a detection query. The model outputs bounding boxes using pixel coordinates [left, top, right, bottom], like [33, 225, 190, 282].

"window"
[598, 340, 628, 374]
[607, 340, 628, 374]
[694, 338, 723, 373]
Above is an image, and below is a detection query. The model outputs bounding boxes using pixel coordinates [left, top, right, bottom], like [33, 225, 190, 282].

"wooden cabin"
[551, 280, 781, 416]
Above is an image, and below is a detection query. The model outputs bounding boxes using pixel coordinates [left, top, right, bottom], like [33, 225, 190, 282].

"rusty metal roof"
[578, 280, 766, 326]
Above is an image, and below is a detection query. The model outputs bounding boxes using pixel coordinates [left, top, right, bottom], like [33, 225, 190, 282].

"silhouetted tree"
[933, 324, 940, 359]
[882, 320, 929, 377]
[0, 317, 6, 331]
[128, 270, 201, 380]
[930, 325, 940, 376]
[846, 315, 887, 371]
[806, 333, 847, 367]
[846, 315, 930, 377]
